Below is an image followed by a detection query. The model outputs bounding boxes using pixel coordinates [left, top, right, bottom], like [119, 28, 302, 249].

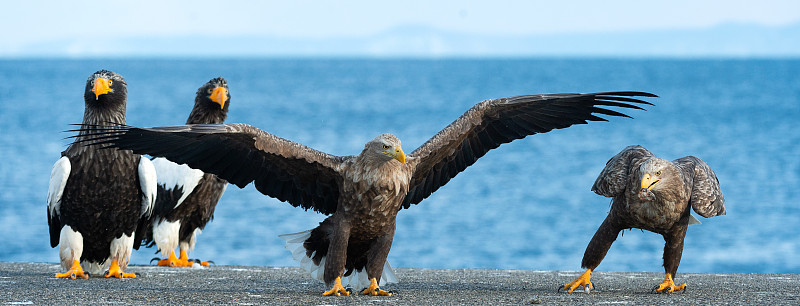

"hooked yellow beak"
[92, 78, 112, 100]
[641, 173, 660, 190]
[390, 146, 406, 165]
[209, 87, 228, 109]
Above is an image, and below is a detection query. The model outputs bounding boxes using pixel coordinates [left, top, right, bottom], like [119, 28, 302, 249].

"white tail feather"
[278, 230, 399, 288]
[689, 214, 702, 225]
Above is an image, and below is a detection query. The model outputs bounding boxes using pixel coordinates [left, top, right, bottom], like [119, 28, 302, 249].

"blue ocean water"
[0, 58, 798, 275]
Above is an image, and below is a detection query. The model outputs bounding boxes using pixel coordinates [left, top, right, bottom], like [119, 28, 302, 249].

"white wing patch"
[47, 156, 71, 218]
[138, 156, 158, 218]
[152, 157, 204, 210]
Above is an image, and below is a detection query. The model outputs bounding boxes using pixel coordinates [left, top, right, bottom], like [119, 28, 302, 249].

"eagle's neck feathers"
[186, 105, 227, 125]
[624, 165, 689, 230]
[339, 154, 411, 224]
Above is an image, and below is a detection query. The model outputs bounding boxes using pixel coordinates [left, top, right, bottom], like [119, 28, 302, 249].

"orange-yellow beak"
[208, 87, 228, 109]
[641, 173, 660, 191]
[393, 147, 406, 165]
[92, 78, 112, 100]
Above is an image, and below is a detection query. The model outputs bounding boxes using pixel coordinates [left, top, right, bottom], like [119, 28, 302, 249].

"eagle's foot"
[173, 250, 196, 267]
[190, 259, 213, 267]
[361, 278, 394, 296]
[104, 260, 136, 278]
[561, 269, 593, 293]
[323, 277, 351, 296]
[55, 260, 89, 279]
[652, 273, 686, 293]
[154, 251, 187, 267]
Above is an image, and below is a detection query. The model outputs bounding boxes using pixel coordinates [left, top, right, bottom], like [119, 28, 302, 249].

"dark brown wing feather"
[591, 145, 655, 197]
[673, 156, 726, 217]
[75, 123, 347, 215]
[402, 92, 657, 208]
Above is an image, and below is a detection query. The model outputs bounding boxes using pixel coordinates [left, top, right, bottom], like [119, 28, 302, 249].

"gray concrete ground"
[0, 262, 797, 305]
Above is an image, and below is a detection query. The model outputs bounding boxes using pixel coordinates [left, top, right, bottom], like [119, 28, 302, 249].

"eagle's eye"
[108, 80, 113, 86]
[382, 144, 390, 150]
[656, 170, 662, 176]
[207, 88, 213, 94]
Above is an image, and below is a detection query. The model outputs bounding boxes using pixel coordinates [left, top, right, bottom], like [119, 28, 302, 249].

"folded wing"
[591, 145, 655, 197]
[673, 156, 726, 217]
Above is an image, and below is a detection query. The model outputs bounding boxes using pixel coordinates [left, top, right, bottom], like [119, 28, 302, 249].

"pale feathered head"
[638, 158, 680, 201]
[364, 133, 406, 165]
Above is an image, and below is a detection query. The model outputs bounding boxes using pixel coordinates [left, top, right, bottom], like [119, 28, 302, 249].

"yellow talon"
[176, 250, 195, 267]
[562, 269, 593, 293]
[55, 260, 89, 279]
[157, 251, 181, 267]
[157, 250, 199, 267]
[361, 277, 393, 296]
[323, 276, 350, 296]
[104, 260, 136, 278]
[179, 249, 212, 267]
[655, 273, 686, 293]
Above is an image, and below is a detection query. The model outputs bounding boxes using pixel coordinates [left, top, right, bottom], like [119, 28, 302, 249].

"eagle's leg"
[654, 226, 687, 293]
[563, 269, 593, 293]
[55, 227, 89, 279]
[323, 277, 350, 296]
[362, 230, 395, 296]
[322, 219, 351, 296]
[177, 249, 197, 267]
[190, 252, 213, 267]
[55, 260, 89, 279]
[654, 273, 686, 293]
[563, 215, 623, 293]
[362, 278, 393, 296]
[156, 250, 181, 267]
[104, 259, 136, 278]
[179, 241, 211, 267]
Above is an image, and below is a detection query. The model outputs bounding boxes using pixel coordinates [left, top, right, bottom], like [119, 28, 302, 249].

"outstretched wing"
[75, 123, 348, 215]
[402, 92, 657, 208]
[592, 145, 655, 197]
[673, 156, 726, 218]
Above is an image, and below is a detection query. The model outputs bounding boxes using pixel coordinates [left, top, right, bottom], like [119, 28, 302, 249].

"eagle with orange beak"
[47, 70, 156, 279]
[78, 91, 655, 296]
[144, 77, 231, 268]
[562, 145, 725, 294]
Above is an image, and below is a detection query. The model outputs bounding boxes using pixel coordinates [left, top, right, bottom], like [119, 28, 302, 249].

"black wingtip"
[599, 91, 658, 98]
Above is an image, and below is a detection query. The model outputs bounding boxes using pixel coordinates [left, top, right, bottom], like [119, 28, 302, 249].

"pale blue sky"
[3, 0, 800, 57]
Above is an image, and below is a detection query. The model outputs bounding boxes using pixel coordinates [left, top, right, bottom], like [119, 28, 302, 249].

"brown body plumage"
[80, 91, 656, 295]
[563, 145, 725, 293]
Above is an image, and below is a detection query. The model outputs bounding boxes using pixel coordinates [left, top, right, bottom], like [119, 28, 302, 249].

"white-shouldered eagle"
[145, 77, 231, 267]
[47, 70, 157, 279]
